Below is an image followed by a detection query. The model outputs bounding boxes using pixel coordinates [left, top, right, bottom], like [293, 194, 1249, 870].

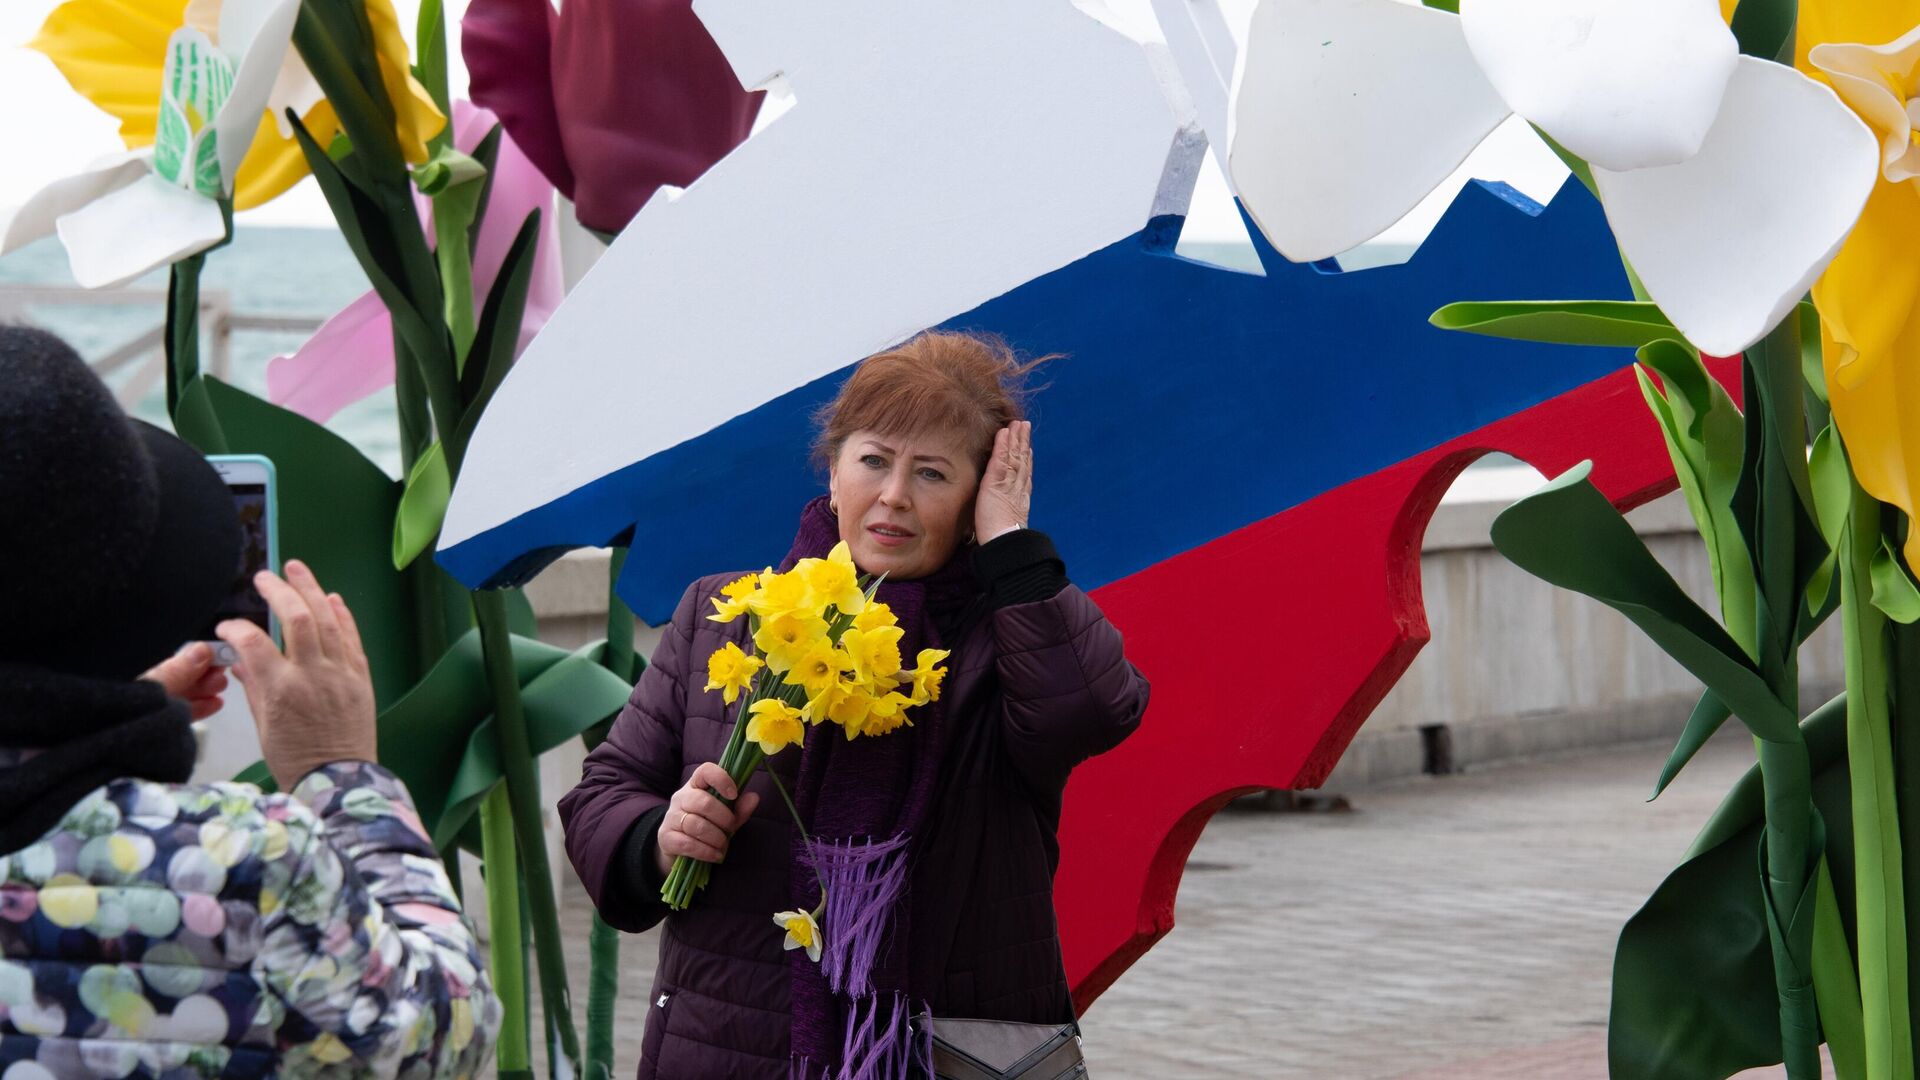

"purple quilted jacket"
[559, 558, 1147, 1079]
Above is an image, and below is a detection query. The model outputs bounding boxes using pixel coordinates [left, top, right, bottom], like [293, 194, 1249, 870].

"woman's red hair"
[812, 330, 1054, 475]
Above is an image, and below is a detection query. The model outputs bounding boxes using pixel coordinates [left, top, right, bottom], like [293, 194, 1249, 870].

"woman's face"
[829, 426, 980, 580]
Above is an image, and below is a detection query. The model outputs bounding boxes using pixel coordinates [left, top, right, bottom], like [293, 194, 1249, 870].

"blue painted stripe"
[439, 178, 1632, 624]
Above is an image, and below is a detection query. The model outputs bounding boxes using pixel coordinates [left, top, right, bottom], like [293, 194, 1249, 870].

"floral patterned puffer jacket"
[0, 761, 500, 1079]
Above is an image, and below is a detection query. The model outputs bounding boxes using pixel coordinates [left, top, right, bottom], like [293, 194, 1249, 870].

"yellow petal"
[31, 0, 184, 149]
[363, 0, 445, 163]
[1817, 178, 1920, 569]
[1795, 0, 1920, 79]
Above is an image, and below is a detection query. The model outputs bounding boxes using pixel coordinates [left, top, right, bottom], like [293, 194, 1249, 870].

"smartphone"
[201, 455, 280, 666]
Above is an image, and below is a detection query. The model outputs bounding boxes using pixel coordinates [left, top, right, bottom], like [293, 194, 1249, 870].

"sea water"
[0, 227, 406, 475]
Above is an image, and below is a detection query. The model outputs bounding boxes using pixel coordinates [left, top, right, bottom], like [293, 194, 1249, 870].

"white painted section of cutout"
[442, 0, 1204, 550]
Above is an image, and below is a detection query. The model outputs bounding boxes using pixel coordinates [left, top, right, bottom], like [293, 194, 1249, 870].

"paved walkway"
[552, 733, 1826, 1078]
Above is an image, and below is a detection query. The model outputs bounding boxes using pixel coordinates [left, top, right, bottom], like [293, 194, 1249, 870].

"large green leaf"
[1491, 463, 1800, 741]
[376, 629, 635, 850]
[394, 440, 450, 570]
[1870, 538, 1920, 624]
[1429, 300, 1676, 349]
[288, 111, 439, 367]
[1636, 338, 1755, 653]
[1610, 695, 1853, 1080]
[1812, 855, 1868, 1080]
[1653, 690, 1735, 801]
[453, 209, 543, 454]
[174, 375, 418, 705]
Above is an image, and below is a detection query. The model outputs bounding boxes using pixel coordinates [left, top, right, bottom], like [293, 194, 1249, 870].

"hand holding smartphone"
[200, 455, 279, 666]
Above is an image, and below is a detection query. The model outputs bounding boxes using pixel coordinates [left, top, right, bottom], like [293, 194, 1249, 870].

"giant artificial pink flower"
[460, 0, 761, 236]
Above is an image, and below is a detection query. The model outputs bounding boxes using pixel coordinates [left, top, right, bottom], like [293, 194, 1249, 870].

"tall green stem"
[581, 547, 637, 1080]
[1893, 618, 1920, 1055]
[473, 589, 580, 1078]
[584, 916, 618, 1080]
[480, 786, 531, 1080]
[164, 253, 205, 416]
[1836, 481, 1915, 1079]
[1744, 315, 1822, 1078]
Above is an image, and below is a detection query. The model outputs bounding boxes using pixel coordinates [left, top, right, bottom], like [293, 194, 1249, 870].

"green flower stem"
[480, 785, 531, 1080]
[164, 252, 204, 417]
[1744, 315, 1823, 1079]
[473, 589, 581, 1078]
[1892, 618, 1920, 1052]
[1837, 473, 1916, 1080]
[584, 914, 618, 1080]
[581, 548, 635, 1080]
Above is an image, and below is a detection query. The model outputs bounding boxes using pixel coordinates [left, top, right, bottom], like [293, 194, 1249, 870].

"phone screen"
[199, 482, 272, 639]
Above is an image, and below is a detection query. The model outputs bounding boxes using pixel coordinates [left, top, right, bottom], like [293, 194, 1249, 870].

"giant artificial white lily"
[1228, 0, 1882, 357]
[0, 0, 300, 289]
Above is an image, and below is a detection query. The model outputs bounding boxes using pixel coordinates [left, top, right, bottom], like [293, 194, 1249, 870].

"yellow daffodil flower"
[753, 611, 828, 674]
[906, 648, 951, 707]
[783, 639, 852, 699]
[707, 572, 761, 624]
[852, 601, 895, 633]
[840, 625, 905, 687]
[31, 0, 444, 211]
[1793, 2, 1920, 569]
[746, 568, 811, 622]
[795, 541, 867, 616]
[745, 699, 807, 756]
[825, 686, 876, 731]
[850, 691, 915, 739]
[702, 641, 763, 705]
[772, 908, 822, 963]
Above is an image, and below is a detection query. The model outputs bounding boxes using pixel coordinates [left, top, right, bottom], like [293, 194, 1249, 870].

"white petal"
[214, 0, 302, 189]
[0, 151, 152, 258]
[267, 53, 326, 139]
[1593, 57, 1880, 357]
[1228, 0, 1509, 262]
[54, 175, 229, 290]
[1460, 0, 1737, 171]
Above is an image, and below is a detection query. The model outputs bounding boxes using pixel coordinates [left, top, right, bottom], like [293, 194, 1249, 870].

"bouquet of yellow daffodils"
[660, 541, 949, 911]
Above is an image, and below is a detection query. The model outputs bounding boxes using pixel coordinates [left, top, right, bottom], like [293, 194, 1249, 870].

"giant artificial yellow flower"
[32, 0, 444, 210]
[1789, 0, 1920, 568]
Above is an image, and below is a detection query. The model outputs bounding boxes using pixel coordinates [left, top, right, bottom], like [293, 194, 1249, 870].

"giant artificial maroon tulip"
[461, 0, 761, 236]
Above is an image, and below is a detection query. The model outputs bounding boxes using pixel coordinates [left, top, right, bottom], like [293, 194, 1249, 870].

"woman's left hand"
[141, 642, 230, 721]
[974, 420, 1033, 544]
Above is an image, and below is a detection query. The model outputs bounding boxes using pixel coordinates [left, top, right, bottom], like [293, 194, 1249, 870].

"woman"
[0, 326, 498, 1078]
[560, 330, 1150, 1078]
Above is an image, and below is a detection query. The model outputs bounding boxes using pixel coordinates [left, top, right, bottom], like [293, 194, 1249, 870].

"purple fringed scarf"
[779, 496, 976, 1078]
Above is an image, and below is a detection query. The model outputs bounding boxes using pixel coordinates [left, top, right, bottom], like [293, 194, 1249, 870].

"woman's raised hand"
[655, 762, 762, 876]
[217, 560, 378, 790]
[974, 420, 1032, 544]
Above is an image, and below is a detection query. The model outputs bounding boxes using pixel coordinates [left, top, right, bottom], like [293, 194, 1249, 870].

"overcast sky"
[0, 0, 1564, 248]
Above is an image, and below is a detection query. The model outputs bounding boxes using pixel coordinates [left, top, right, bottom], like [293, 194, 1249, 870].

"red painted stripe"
[1059, 357, 1741, 1008]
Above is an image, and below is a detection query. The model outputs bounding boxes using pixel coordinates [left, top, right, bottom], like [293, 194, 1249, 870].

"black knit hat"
[0, 326, 241, 680]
